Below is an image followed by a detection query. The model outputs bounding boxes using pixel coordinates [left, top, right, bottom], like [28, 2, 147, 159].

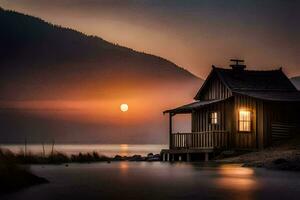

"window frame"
[210, 111, 219, 125]
[238, 109, 252, 133]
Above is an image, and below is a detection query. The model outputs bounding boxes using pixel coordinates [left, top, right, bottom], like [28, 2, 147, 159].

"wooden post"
[42, 142, 45, 158]
[169, 113, 173, 149]
[24, 137, 27, 157]
[51, 139, 55, 156]
[187, 153, 191, 162]
[205, 152, 209, 162]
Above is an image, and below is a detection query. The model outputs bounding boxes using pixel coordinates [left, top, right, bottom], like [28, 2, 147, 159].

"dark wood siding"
[271, 123, 295, 142]
[187, 94, 299, 150]
[192, 70, 300, 150]
[263, 101, 300, 147]
[192, 100, 229, 133]
[257, 101, 264, 149]
[199, 74, 231, 100]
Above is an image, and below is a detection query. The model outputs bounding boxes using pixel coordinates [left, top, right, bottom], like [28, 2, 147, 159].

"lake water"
[2, 162, 300, 200]
[0, 144, 167, 157]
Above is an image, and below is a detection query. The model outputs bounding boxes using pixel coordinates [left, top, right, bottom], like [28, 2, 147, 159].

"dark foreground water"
[2, 162, 300, 200]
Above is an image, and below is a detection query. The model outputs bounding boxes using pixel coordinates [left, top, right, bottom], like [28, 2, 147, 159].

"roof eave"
[163, 98, 231, 115]
[232, 90, 300, 102]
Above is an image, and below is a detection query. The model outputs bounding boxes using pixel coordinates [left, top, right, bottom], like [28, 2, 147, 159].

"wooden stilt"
[187, 153, 191, 162]
[169, 113, 173, 149]
[24, 137, 27, 157]
[205, 152, 209, 162]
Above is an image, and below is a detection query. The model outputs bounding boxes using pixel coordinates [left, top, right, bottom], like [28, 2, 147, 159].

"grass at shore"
[0, 148, 111, 164]
[0, 148, 159, 195]
[0, 149, 48, 195]
[0, 147, 161, 165]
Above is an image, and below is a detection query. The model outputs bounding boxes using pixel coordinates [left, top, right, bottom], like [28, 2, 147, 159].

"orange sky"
[0, 89, 193, 143]
[0, 0, 299, 143]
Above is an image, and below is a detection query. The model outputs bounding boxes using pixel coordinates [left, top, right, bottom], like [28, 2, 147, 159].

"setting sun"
[120, 103, 129, 112]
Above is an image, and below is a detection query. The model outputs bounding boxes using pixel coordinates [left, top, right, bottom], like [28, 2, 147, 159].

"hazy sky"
[1, 0, 300, 144]
[1, 0, 300, 78]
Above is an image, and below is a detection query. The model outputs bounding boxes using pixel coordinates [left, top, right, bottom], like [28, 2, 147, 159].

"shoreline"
[2, 136, 300, 171]
[0, 163, 48, 196]
[216, 136, 300, 171]
[217, 151, 300, 171]
[1, 151, 298, 196]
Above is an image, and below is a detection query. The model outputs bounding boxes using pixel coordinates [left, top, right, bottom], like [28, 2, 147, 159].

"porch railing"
[171, 131, 229, 149]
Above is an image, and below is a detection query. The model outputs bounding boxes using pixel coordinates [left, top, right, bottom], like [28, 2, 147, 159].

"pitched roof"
[165, 65, 300, 115]
[163, 98, 228, 114]
[195, 66, 298, 100]
[214, 67, 297, 91]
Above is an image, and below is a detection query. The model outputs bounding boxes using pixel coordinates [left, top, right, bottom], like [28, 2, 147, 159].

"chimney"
[230, 59, 246, 71]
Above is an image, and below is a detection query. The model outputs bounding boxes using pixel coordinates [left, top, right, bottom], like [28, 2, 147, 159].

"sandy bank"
[218, 136, 300, 171]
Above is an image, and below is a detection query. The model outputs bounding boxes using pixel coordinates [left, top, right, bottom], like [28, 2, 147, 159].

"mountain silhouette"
[0, 7, 203, 143]
[0, 7, 201, 101]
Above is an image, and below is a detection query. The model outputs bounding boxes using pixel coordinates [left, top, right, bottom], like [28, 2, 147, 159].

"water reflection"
[119, 162, 129, 176]
[215, 164, 257, 200]
[3, 162, 300, 200]
[218, 164, 254, 177]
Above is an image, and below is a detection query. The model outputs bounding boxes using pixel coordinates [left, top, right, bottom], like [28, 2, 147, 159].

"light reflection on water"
[216, 164, 257, 200]
[2, 162, 300, 200]
[119, 162, 129, 176]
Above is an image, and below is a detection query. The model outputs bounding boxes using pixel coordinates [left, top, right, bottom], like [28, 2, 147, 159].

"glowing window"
[210, 112, 218, 124]
[239, 110, 251, 132]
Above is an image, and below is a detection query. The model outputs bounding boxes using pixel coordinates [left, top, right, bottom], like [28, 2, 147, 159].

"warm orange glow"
[120, 104, 129, 112]
[0, 80, 197, 143]
[218, 164, 254, 177]
[239, 110, 251, 132]
[119, 144, 129, 156]
[216, 164, 257, 197]
[211, 112, 218, 124]
[119, 162, 129, 175]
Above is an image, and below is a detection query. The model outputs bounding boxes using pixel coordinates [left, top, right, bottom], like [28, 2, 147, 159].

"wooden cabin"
[162, 59, 300, 161]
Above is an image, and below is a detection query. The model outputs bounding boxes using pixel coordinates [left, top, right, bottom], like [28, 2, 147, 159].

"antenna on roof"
[230, 59, 246, 71]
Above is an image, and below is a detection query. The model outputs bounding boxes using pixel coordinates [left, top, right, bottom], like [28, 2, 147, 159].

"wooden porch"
[171, 131, 229, 149]
[161, 131, 229, 162]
